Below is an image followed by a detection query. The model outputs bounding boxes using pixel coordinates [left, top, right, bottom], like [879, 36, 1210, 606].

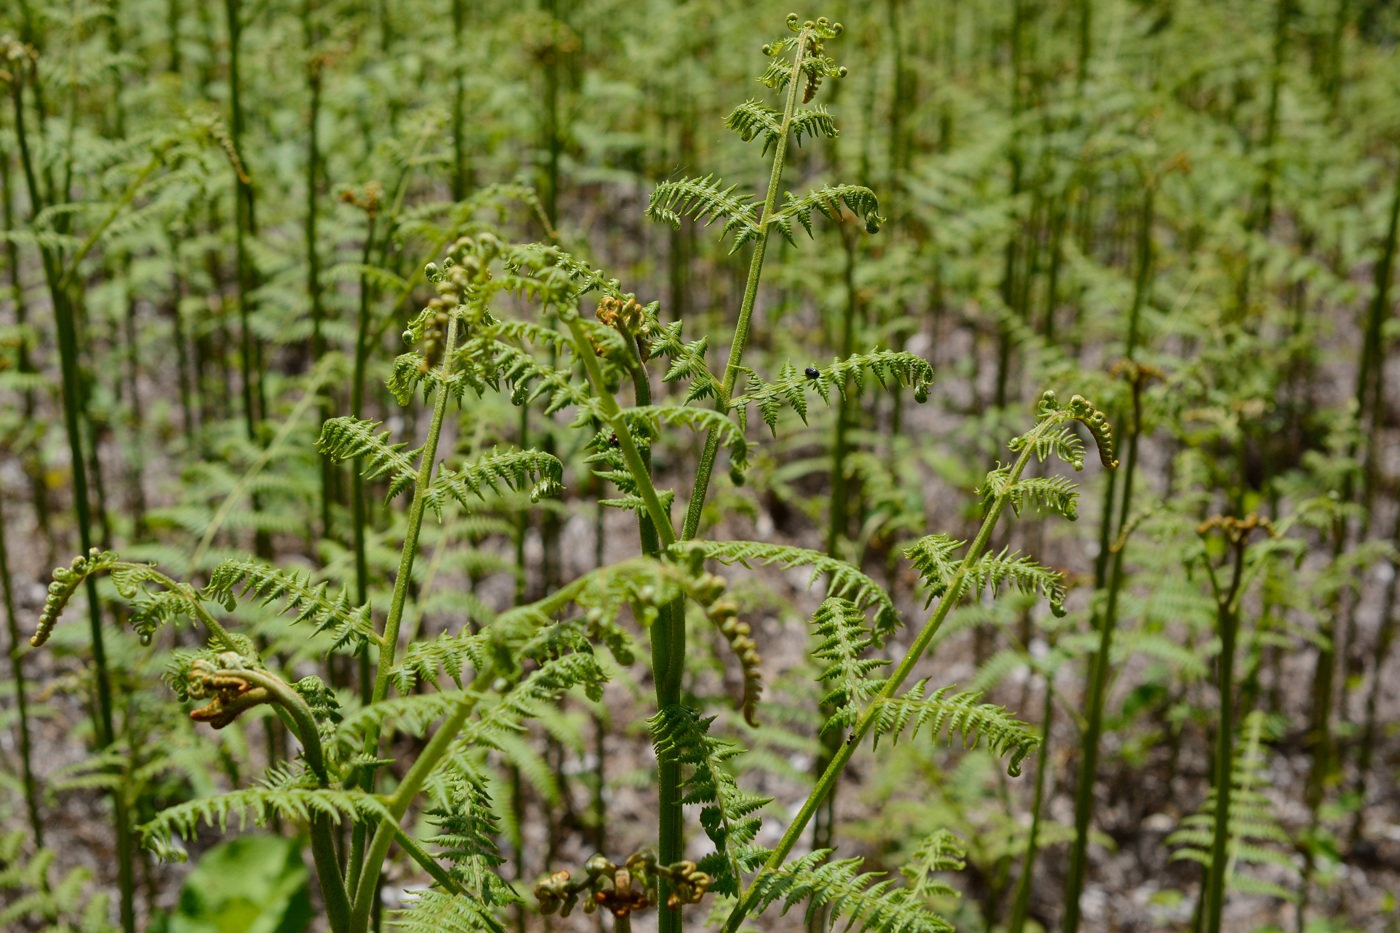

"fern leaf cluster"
[900, 830, 968, 902]
[392, 889, 507, 933]
[964, 548, 1069, 618]
[650, 706, 773, 896]
[423, 772, 520, 907]
[141, 785, 391, 856]
[316, 417, 421, 503]
[732, 350, 932, 435]
[772, 183, 883, 242]
[749, 850, 954, 933]
[1168, 712, 1299, 902]
[812, 598, 888, 735]
[904, 535, 966, 608]
[205, 558, 378, 654]
[683, 540, 899, 634]
[431, 447, 565, 509]
[869, 681, 1039, 777]
[646, 175, 760, 252]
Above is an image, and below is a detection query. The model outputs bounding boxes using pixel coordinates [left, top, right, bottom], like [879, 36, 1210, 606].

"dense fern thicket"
[2, 1, 1398, 932]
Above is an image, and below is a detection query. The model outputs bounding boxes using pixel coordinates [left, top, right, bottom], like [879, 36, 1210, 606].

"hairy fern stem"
[680, 27, 813, 543]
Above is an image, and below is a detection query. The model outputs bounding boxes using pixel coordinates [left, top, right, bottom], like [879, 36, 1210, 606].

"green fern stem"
[681, 23, 814, 543]
[366, 313, 461, 709]
[10, 59, 137, 933]
[1063, 377, 1142, 933]
[212, 665, 351, 931]
[720, 410, 1071, 933]
[566, 312, 689, 919]
[0, 501, 43, 845]
[348, 314, 461, 898]
[1202, 537, 1248, 933]
[349, 680, 486, 931]
[565, 317, 675, 547]
[351, 208, 379, 706]
[1007, 674, 1054, 933]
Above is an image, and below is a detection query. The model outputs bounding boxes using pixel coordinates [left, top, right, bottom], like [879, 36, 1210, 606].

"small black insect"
[804, 367, 820, 379]
[607, 432, 620, 448]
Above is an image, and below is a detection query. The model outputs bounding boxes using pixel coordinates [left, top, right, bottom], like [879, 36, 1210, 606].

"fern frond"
[811, 598, 888, 735]
[141, 786, 391, 852]
[1007, 425, 1087, 470]
[733, 350, 932, 434]
[903, 535, 967, 608]
[963, 548, 1069, 617]
[901, 830, 967, 901]
[334, 691, 473, 757]
[205, 558, 378, 654]
[683, 540, 899, 634]
[33, 549, 123, 647]
[999, 474, 1081, 521]
[651, 706, 773, 896]
[869, 681, 1038, 776]
[423, 772, 519, 906]
[392, 889, 507, 933]
[749, 850, 954, 933]
[774, 183, 883, 241]
[646, 175, 761, 252]
[624, 404, 749, 471]
[1167, 711, 1298, 901]
[655, 328, 721, 403]
[316, 417, 420, 503]
[481, 341, 595, 414]
[725, 99, 784, 151]
[429, 447, 564, 513]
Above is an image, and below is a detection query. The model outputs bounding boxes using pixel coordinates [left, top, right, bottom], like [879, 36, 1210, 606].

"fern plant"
[27, 15, 1119, 933]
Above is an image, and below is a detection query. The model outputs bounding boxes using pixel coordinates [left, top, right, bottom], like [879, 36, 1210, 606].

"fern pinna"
[29, 14, 1116, 933]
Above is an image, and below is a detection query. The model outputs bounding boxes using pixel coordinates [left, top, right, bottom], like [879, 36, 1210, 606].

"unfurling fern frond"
[901, 830, 967, 901]
[1168, 711, 1299, 902]
[812, 598, 888, 735]
[429, 447, 564, 512]
[205, 558, 379, 654]
[1008, 424, 1087, 471]
[645, 175, 761, 252]
[773, 183, 883, 244]
[1034, 390, 1118, 469]
[316, 417, 420, 503]
[33, 548, 122, 647]
[650, 706, 773, 896]
[963, 548, 1069, 617]
[748, 850, 954, 933]
[706, 598, 765, 728]
[869, 681, 1039, 777]
[904, 535, 966, 608]
[683, 540, 899, 634]
[733, 350, 933, 434]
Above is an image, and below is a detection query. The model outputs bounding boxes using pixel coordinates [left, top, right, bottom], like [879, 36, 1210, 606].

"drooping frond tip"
[708, 598, 764, 727]
[1039, 390, 1118, 469]
[33, 548, 121, 647]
